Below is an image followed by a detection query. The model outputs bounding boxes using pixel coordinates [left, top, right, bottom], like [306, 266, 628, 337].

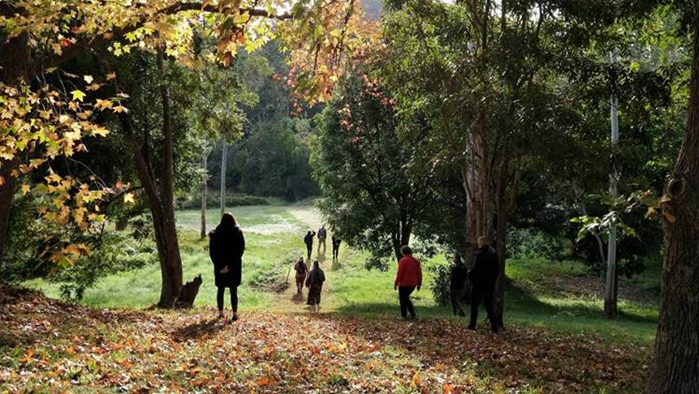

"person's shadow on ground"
[171, 318, 225, 341]
[291, 292, 305, 303]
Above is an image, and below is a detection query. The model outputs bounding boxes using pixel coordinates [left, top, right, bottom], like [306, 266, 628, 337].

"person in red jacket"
[394, 245, 422, 319]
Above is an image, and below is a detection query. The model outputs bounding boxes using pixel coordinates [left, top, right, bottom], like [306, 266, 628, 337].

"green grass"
[328, 248, 658, 345]
[24, 204, 312, 310]
[23, 201, 660, 346]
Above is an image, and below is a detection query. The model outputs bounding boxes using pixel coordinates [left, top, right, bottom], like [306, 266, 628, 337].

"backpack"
[318, 228, 327, 239]
[296, 262, 307, 275]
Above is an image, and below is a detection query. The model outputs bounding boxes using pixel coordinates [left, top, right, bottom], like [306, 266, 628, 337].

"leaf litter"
[0, 282, 648, 393]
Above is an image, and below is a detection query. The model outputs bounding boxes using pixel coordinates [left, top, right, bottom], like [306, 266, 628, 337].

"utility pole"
[220, 137, 227, 217]
[604, 50, 619, 319]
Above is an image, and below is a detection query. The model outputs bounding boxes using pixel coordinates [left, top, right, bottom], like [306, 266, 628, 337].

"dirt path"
[270, 205, 336, 314]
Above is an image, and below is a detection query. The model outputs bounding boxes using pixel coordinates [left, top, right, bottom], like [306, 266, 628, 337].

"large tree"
[646, 0, 699, 391]
[380, 0, 583, 327]
[311, 69, 436, 262]
[0, 0, 366, 306]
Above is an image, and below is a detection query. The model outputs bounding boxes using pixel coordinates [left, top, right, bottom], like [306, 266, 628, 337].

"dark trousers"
[398, 286, 416, 318]
[306, 244, 312, 260]
[450, 288, 465, 316]
[217, 286, 238, 312]
[469, 284, 498, 332]
[332, 245, 340, 259]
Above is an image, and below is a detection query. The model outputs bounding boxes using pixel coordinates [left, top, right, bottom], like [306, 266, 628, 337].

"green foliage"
[506, 228, 568, 262]
[4, 194, 156, 300]
[180, 194, 269, 210]
[363, 255, 389, 272]
[427, 258, 452, 307]
[311, 67, 438, 262]
[51, 232, 157, 300]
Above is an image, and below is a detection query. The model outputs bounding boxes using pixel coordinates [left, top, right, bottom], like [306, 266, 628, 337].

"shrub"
[506, 227, 566, 261]
[180, 194, 269, 210]
[428, 257, 452, 307]
[364, 255, 390, 272]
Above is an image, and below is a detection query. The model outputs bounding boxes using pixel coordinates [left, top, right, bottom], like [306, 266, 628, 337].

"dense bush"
[3, 194, 157, 300]
[51, 232, 157, 300]
[506, 228, 568, 261]
[364, 255, 390, 272]
[428, 257, 452, 307]
[180, 194, 269, 210]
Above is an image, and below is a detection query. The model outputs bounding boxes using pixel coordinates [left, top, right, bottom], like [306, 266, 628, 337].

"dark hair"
[401, 245, 412, 255]
[313, 260, 320, 267]
[218, 212, 237, 231]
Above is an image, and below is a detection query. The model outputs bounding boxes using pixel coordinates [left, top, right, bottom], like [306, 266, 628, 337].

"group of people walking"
[209, 212, 499, 331]
[303, 225, 342, 261]
[293, 257, 326, 312]
[395, 236, 500, 333]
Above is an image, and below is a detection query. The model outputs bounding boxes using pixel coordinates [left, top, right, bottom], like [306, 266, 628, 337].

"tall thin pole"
[605, 50, 619, 319]
[220, 137, 227, 217]
[200, 150, 208, 239]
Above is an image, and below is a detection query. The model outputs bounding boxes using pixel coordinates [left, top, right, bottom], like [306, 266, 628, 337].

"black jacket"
[468, 246, 499, 288]
[209, 225, 245, 287]
[304, 232, 316, 246]
[449, 262, 468, 290]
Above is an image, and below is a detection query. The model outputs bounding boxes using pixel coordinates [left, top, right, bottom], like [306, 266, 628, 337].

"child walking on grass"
[305, 260, 326, 313]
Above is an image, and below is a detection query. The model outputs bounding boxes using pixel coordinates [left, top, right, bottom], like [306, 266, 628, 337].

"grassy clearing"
[23, 201, 659, 345]
[24, 204, 314, 310]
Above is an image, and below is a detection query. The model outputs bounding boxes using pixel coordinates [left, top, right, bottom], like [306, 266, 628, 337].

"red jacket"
[395, 255, 422, 288]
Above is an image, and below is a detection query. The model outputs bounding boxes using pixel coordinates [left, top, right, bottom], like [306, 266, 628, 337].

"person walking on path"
[209, 212, 245, 322]
[304, 230, 316, 260]
[331, 235, 342, 260]
[449, 252, 468, 316]
[394, 245, 422, 319]
[294, 257, 309, 294]
[468, 236, 500, 333]
[305, 260, 326, 312]
[317, 225, 327, 254]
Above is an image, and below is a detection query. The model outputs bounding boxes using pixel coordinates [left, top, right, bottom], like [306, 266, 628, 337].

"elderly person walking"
[394, 245, 422, 320]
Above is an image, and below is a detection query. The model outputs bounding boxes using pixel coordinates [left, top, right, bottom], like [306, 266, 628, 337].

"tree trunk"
[0, 31, 30, 264]
[645, 2, 699, 391]
[220, 136, 227, 217]
[116, 48, 184, 308]
[151, 207, 183, 308]
[0, 158, 18, 265]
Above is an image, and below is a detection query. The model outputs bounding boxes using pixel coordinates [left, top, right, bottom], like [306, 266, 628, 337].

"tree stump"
[175, 275, 202, 308]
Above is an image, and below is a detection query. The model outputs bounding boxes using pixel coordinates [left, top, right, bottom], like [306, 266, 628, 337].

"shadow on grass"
[291, 291, 306, 304]
[299, 311, 646, 392]
[171, 317, 227, 342]
[507, 281, 658, 324]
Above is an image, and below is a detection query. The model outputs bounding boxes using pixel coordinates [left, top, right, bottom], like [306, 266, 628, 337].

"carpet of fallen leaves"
[0, 282, 650, 393]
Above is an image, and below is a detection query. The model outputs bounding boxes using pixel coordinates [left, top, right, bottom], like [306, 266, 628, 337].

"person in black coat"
[331, 235, 342, 260]
[449, 252, 468, 316]
[303, 230, 316, 260]
[467, 236, 499, 333]
[209, 212, 245, 322]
